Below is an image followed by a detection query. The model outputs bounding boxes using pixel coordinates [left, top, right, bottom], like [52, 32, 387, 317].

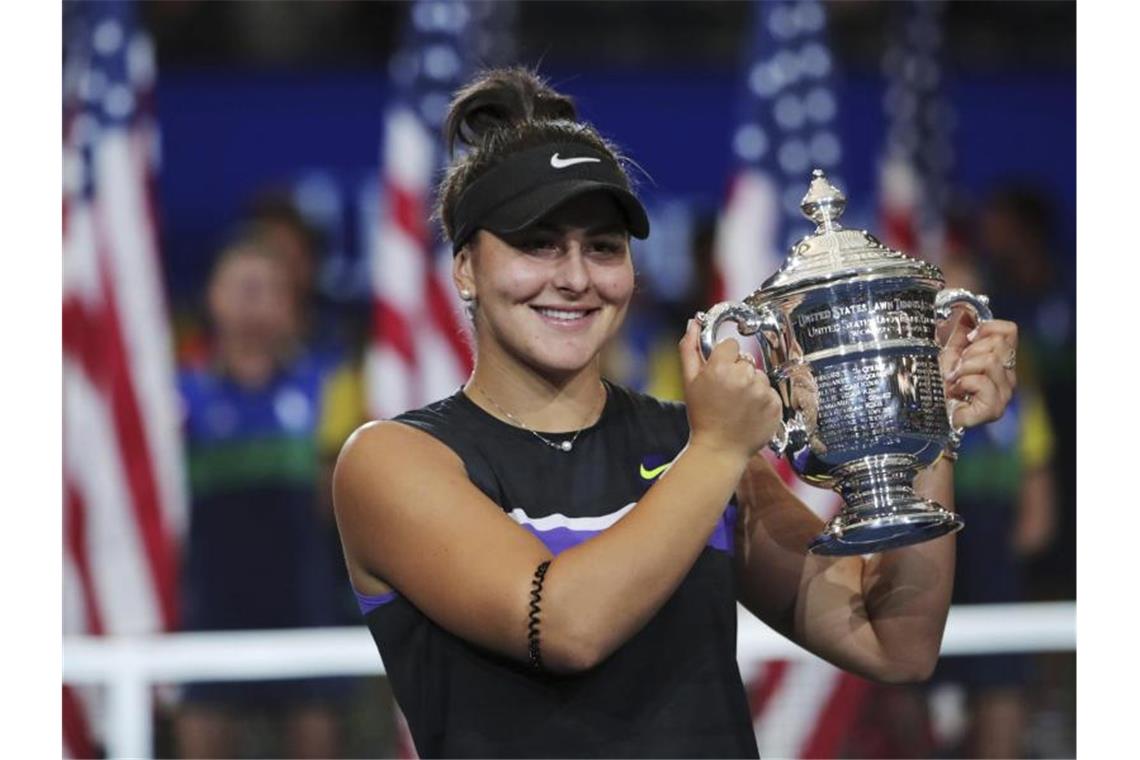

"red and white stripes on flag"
[712, 169, 783, 305]
[63, 3, 186, 756]
[366, 108, 472, 419]
[365, 0, 489, 421]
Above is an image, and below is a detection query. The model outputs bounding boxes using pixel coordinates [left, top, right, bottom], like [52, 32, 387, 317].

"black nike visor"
[451, 143, 651, 253]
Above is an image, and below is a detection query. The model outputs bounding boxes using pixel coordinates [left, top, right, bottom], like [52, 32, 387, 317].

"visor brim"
[481, 180, 650, 241]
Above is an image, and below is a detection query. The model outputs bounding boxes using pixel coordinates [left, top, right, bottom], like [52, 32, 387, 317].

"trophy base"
[809, 502, 963, 556]
[807, 454, 964, 555]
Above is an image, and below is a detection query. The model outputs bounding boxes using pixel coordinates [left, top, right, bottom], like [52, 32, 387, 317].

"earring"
[459, 289, 473, 301]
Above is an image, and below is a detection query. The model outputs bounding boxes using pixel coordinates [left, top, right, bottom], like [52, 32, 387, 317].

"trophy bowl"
[697, 170, 992, 555]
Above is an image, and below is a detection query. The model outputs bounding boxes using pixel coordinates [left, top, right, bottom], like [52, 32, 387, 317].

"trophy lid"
[758, 169, 942, 296]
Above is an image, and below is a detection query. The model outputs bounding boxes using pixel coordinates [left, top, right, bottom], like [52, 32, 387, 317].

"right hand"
[679, 319, 784, 459]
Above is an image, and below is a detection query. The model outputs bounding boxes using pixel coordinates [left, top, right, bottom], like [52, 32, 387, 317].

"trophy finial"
[801, 168, 847, 231]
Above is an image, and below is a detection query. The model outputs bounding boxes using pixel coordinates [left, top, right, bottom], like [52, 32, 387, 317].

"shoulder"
[391, 393, 489, 457]
[392, 392, 472, 431]
[334, 420, 465, 511]
[605, 381, 689, 436]
[337, 392, 473, 476]
[338, 417, 462, 468]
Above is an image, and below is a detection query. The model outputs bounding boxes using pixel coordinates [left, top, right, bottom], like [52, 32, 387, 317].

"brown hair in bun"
[435, 66, 634, 245]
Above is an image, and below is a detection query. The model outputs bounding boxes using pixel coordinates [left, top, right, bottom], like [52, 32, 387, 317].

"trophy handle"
[695, 302, 798, 455]
[933, 288, 994, 445]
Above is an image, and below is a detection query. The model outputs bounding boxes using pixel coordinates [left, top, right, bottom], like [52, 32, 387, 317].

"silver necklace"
[473, 384, 602, 453]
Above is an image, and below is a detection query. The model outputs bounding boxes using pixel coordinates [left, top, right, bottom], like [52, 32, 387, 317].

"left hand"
[940, 318, 1019, 429]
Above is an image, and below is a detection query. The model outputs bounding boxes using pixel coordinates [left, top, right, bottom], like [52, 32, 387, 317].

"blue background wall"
[155, 65, 1076, 298]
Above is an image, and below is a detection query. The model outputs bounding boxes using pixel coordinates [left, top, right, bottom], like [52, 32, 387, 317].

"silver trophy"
[698, 169, 992, 555]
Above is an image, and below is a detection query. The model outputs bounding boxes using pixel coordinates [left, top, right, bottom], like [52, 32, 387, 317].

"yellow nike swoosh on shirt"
[639, 462, 671, 480]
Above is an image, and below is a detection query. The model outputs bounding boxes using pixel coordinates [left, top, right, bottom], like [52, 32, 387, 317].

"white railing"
[64, 601, 1076, 759]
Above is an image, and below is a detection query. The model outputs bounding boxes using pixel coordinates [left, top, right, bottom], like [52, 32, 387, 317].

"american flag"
[365, 0, 495, 419]
[713, 2, 870, 757]
[878, 0, 956, 259]
[62, 2, 187, 757]
[714, 0, 845, 307]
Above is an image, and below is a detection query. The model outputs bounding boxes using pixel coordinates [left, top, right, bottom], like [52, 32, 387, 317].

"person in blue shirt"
[175, 230, 359, 758]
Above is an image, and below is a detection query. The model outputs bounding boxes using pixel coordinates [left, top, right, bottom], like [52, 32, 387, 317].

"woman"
[333, 68, 1018, 758]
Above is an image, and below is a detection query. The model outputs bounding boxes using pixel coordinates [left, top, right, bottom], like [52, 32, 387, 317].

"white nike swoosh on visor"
[550, 153, 602, 169]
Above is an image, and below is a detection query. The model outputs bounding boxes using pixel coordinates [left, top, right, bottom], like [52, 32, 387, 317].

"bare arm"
[334, 324, 782, 673]
[732, 454, 954, 683]
[734, 319, 1018, 683]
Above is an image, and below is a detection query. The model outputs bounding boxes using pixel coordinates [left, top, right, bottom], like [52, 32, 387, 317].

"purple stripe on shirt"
[520, 504, 737, 556]
[520, 524, 598, 555]
[355, 588, 399, 615]
[351, 506, 737, 615]
[708, 503, 737, 556]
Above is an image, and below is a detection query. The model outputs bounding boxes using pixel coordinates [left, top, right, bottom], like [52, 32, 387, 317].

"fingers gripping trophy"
[698, 169, 997, 555]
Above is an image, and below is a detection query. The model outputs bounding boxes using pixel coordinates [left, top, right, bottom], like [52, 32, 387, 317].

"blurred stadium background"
[62, 1, 1076, 757]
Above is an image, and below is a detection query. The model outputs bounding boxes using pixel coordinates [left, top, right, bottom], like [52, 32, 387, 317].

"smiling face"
[454, 192, 636, 379]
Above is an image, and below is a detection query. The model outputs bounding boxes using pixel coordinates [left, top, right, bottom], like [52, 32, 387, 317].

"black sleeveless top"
[356, 382, 759, 758]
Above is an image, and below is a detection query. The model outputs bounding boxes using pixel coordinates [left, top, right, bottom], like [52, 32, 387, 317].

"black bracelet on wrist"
[527, 560, 551, 671]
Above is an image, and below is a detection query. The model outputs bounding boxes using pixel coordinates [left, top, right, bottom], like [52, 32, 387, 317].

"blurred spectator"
[174, 232, 358, 758]
[978, 184, 1075, 600]
[929, 248, 1058, 759]
[244, 190, 370, 627]
[175, 188, 367, 370]
[245, 189, 367, 363]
